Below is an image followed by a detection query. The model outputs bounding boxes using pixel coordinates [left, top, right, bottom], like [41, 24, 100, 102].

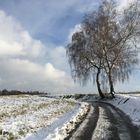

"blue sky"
[0, 0, 139, 94]
[0, 0, 99, 45]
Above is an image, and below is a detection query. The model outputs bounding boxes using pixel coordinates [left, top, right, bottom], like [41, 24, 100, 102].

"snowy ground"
[44, 93, 140, 139]
[47, 94, 140, 138]
[80, 93, 140, 127]
[107, 94, 140, 126]
[1, 94, 140, 140]
[45, 102, 90, 140]
[76, 93, 140, 127]
[0, 95, 78, 140]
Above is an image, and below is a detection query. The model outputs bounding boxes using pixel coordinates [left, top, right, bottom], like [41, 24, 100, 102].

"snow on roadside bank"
[78, 93, 140, 127]
[45, 102, 90, 140]
[107, 94, 140, 126]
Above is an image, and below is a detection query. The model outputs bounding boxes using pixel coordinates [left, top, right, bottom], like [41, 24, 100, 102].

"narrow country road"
[66, 102, 140, 140]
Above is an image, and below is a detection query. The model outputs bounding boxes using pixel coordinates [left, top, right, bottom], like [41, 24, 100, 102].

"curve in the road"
[67, 102, 140, 140]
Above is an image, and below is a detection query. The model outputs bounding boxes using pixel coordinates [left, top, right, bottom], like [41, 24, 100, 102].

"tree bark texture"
[96, 68, 105, 98]
[108, 70, 115, 98]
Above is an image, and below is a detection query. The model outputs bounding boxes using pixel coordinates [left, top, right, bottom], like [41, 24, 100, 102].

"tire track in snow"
[69, 102, 140, 140]
[104, 103, 140, 140]
[68, 104, 99, 140]
[91, 106, 112, 140]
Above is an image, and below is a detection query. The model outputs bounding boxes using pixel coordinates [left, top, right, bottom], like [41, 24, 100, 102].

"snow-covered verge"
[107, 94, 140, 126]
[0, 95, 76, 140]
[74, 93, 140, 127]
[45, 102, 90, 140]
[73, 93, 140, 127]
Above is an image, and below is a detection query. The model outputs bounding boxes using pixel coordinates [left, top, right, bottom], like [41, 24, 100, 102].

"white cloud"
[0, 41, 24, 56]
[0, 10, 74, 93]
[68, 24, 82, 42]
[0, 11, 45, 59]
[45, 46, 70, 72]
[117, 0, 136, 10]
[45, 63, 65, 79]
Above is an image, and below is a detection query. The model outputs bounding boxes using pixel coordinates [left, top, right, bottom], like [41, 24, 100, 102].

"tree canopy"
[67, 0, 140, 98]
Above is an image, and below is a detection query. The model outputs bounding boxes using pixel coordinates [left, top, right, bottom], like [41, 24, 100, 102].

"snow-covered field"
[0, 95, 79, 140]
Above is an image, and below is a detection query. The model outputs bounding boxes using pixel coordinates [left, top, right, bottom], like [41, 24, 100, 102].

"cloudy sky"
[0, 0, 139, 94]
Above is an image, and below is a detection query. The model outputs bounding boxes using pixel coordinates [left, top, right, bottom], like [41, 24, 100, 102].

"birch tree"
[67, 0, 139, 98]
[67, 31, 105, 98]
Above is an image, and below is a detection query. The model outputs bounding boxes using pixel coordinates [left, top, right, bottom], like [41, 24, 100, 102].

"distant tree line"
[0, 89, 48, 96]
